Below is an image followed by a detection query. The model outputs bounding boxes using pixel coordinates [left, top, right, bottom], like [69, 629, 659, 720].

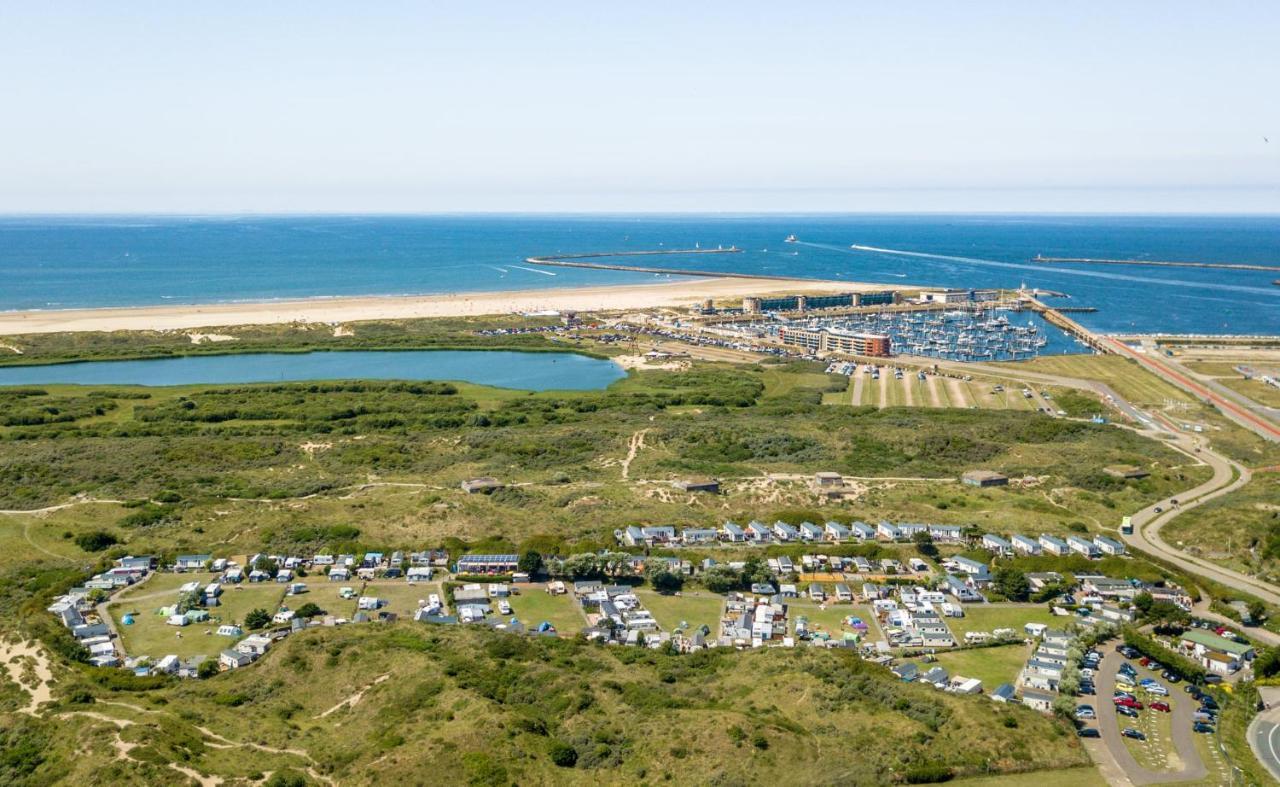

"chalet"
[813, 471, 844, 488]
[834, 583, 853, 602]
[929, 524, 964, 542]
[1011, 534, 1041, 556]
[852, 556, 873, 574]
[877, 521, 902, 541]
[721, 522, 747, 542]
[982, 534, 1012, 555]
[406, 567, 433, 582]
[808, 583, 826, 601]
[799, 522, 824, 541]
[851, 521, 877, 541]
[1021, 690, 1055, 713]
[1083, 577, 1136, 599]
[681, 528, 719, 544]
[235, 634, 272, 657]
[777, 555, 795, 574]
[219, 650, 254, 669]
[174, 555, 210, 573]
[773, 521, 800, 542]
[116, 556, 155, 573]
[990, 683, 1017, 703]
[951, 556, 990, 579]
[824, 522, 851, 542]
[1038, 535, 1069, 556]
[745, 521, 773, 543]
[898, 523, 927, 539]
[1094, 536, 1126, 556]
[1067, 535, 1100, 558]
[945, 575, 982, 603]
[328, 567, 351, 582]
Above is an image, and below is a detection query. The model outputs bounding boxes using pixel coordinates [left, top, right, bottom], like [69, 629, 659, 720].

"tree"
[294, 602, 324, 619]
[647, 568, 684, 595]
[1133, 591, 1154, 614]
[1254, 646, 1280, 679]
[739, 558, 773, 587]
[1248, 600, 1267, 625]
[518, 550, 545, 577]
[74, 530, 119, 552]
[244, 608, 271, 630]
[197, 659, 220, 679]
[701, 565, 742, 593]
[912, 531, 938, 559]
[1051, 695, 1077, 720]
[993, 567, 1030, 602]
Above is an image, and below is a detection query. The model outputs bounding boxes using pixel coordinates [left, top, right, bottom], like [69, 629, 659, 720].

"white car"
[1080, 668, 1095, 679]
[1145, 684, 1169, 696]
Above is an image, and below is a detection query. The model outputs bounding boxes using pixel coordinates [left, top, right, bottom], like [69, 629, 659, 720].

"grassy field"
[786, 600, 877, 641]
[634, 589, 724, 634]
[945, 605, 1064, 640]
[326, 579, 445, 619]
[107, 573, 287, 660]
[952, 767, 1107, 786]
[999, 355, 1195, 406]
[507, 586, 586, 634]
[1220, 377, 1280, 408]
[933, 644, 1029, 689]
[1160, 475, 1280, 583]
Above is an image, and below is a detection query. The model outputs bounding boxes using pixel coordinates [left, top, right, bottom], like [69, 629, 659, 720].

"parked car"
[1204, 674, 1224, 685]
[1193, 722, 1215, 734]
[1161, 670, 1181, 683]
[1139, 657, 1151, 667]
[1114, 691, 1136, 701]
[1146, 685, 1169, 696]
[1201, 696, 1219, 710]
[1117, 705, 1139, 718]
[1115, 698, 1144, 710]
[1122, 728, 1146, 740]
[1078, 727, 1101, 738]
[1080, 668, 1095, 679]
[1075, 705, 1096, 720]
[1185, 684, 1202, 696]
[1150, 701, 1171, 712]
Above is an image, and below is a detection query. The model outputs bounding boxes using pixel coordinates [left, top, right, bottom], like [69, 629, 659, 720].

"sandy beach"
[0, 277, 898, 336]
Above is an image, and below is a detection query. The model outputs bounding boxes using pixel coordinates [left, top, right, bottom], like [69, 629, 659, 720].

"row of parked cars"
[1077, 642, 1222, 741]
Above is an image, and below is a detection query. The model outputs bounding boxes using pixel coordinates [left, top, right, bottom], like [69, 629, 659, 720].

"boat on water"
[784, 234, 798, 243]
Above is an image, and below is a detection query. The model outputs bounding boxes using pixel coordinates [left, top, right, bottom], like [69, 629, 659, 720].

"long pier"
[1033, 254, 1280, 273]
[523, 247, 813, 280]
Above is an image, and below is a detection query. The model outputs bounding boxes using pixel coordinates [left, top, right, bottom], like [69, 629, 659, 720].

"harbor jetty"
[1032, 254, 1280, 273]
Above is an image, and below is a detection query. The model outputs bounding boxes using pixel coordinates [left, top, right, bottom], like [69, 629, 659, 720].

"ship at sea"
[784, 234, 797, 243]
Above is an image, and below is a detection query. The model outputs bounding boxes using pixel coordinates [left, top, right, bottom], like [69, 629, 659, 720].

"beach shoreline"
[0, 277, 899, 335]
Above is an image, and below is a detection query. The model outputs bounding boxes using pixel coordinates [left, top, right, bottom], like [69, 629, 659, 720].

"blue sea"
[1, 215, 1276, 335]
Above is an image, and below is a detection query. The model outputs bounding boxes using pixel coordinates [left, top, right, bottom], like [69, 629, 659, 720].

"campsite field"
[933, 643, 1029, 690]
[635, 589, 724, 635]
[507, 586, 586, 634]
[786, 599, 877, 641]
[944, 604, 1063, 640]
[107, 573, 286, 661]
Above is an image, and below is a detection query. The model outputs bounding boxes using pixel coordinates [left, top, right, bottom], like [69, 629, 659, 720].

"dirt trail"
[850, 372, 865, 405]
[1, 639, 56, 714]
[878, 372, 889, 409]
[316, 673, 390, 719]
[946, 378, 971, 407]
[901, 375, 914, 406]
[621, 429, 650, 480]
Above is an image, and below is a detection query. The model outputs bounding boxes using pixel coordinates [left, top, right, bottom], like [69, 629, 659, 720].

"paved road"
[1248, 687, 1280, 782]
[1105, 338, 1280, 443]
[1093, 648, 1205, 784]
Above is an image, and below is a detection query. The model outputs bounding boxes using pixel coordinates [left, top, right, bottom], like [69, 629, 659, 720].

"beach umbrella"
[122, 614, 135, 625]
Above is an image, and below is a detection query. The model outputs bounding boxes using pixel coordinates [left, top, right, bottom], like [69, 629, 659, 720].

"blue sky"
[1, 2, 1277, 213]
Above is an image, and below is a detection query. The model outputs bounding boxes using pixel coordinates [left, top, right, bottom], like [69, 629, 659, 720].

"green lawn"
[933, 643, 1029, 689]
[108, 573, 287, 660]
[327, 579, 444, 619]
[507, 586, 586, 635]
[786, 600, 876, 642]
[634, 589, 724, 634]
[944, 605, 1063, 640]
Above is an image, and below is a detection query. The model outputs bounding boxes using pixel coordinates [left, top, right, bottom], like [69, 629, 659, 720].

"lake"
[0, 350, 627, 390]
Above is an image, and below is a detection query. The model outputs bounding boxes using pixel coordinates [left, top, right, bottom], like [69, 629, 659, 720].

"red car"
[1149, 701, 1171, 712]
[1115, 698, 1144, 710]
[1139, 657, 1151, 667]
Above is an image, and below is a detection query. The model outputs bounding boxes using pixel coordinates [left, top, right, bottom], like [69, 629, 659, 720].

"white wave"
[511, 265, 556, 276]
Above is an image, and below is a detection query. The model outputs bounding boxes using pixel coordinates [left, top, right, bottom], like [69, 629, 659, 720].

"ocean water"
[0, 350, 627, 390]
[1, 215, 1276, 335]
